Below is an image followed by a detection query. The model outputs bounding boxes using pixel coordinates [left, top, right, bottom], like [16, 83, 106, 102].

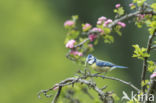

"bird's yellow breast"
[91, 63, 110, 73]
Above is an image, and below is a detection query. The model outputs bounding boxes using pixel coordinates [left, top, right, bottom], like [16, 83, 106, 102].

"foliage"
[114, 7, 125, 16]
[132, 44, 150, 60]
[148, 60, 156, 72]
[40, 0, 156, 103]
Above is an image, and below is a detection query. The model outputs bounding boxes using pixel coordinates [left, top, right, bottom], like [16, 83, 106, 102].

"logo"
[122, 91, 154, 102]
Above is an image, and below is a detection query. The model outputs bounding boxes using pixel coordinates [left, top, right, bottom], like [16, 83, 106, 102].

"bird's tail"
[113, 65, 128, 69]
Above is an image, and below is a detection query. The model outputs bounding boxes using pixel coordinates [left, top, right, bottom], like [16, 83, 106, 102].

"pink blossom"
[65, 40, 76, 48]
[91, 27, 102, 33]
[88, 34, 97, 42]
[150, 72, 156, 79]
[98, 16, 107, 21]
[82, 23, 91, 31]
[117, 21, 126, 28]
[103, 19, 113, 27]
[107, 19, 113, 23]
[115, 4, 121, 8]
[64, 20, 74, 27]
[97, 20, 102, 25]
[70, 51, 83, 56]
[129, 3, 134, 7]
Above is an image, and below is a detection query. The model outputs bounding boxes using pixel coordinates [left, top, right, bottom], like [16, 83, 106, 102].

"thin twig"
[74, 38, 89, 48]
[51, 86, 62, 103]
[108, 11, 141, 28]
[56, 77, 106, 102]
[86, 74, 140, 92]
[38, 89, 53, 99]
[141, 30, 156, 92]
[77, 71, 139, 92]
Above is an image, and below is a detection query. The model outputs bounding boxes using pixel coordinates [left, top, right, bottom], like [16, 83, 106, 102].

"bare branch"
[38, 88, 53, 99]
[39, 72, 139, 103]
[51, 86, 62, 103]
[84, 73, 140, 92]
[55, 77, 106, 102]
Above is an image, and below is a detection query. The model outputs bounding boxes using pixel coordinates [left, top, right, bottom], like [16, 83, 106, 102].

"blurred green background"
[0, 0, 155, 103]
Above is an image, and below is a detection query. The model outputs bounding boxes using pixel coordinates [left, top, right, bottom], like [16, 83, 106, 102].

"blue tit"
[85, 54, 127, 73]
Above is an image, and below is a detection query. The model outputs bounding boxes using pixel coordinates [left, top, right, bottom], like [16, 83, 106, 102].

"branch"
[108, 10, 141, 28]
[39, 72, 139, 103]
[109, 10, 156, 28]
[54, 77, 106, 102]
[141, 30, 156, 92]
[74, 38, 89, 48]
[51, 86, 62, 103]
[39, 77, 108, 103]
[83, 73, 140, 92]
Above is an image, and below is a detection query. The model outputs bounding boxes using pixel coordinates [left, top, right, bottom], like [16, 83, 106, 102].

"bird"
[85, 54, 127, 73]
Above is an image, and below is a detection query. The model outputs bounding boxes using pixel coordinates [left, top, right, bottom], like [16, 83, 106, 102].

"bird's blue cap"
[87, 54, 93, 58]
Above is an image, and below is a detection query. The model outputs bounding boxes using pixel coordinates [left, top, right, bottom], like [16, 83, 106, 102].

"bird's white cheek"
[88, 59, 94, 64]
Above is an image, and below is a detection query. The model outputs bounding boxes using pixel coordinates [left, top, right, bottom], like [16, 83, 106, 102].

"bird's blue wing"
[96, 59, 114, 67]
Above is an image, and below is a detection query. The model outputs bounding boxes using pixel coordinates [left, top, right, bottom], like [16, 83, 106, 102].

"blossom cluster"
[63, 3, 140, 58]
[64, 20, 75, 27]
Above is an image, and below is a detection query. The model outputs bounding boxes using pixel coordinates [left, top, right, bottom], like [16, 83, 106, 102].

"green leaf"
[67, 30, 80, 39]
[114, 7, 124, 16]
[146, 19, 156, 35]
[133, 0, 146, 7]
[104, 35, 114, 44]
[151, 3, 156, 12]
[103, 27, 111, 34]
[132, 44, 150, 60]
[114, 25, 122, 36]
[113, 9, 117, 13]
[148, 60, 156, 72]
[94, 39, 99, 45]
[118, 7, 124, 16]
[130, 5, 136, 9]
[141, 80, 149, 87]
[136, 22, 143, 28]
